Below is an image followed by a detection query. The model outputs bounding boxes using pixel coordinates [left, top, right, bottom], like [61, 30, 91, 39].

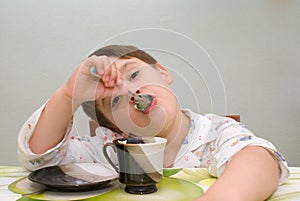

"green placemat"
[15, 177, 203, 201]
[84, 177, 203, 201]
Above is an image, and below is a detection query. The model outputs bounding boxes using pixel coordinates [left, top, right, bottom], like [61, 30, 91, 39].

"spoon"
[128, 90, 153, 113]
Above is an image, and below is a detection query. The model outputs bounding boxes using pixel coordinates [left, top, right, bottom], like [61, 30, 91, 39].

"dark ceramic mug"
[103, 137, 167, 194]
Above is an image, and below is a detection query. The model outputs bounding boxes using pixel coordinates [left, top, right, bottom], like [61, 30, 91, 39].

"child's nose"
[128, 89, 141, 104]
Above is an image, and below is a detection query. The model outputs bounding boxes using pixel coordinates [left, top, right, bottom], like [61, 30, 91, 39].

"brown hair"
[81, 45, 157, 134]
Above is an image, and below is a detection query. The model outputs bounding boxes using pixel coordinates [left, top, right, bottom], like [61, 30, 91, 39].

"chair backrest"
[225, 114, 240, 122]
[89, 119, 98, 137]
[89, 114, 240, 137]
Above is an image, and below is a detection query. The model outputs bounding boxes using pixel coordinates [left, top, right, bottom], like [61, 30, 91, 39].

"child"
[18, 45, 289, 200]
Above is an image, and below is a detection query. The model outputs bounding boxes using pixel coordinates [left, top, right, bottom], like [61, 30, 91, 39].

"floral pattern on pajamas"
[18, 104, 289, 184]
[173, 109, 289, 184]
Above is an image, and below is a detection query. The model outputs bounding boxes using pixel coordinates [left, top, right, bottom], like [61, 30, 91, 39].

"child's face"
[96, 57, 178, 137]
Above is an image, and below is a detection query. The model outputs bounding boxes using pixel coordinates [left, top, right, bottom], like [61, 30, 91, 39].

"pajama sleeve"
[208, 115, 290, 185]
[18, 103, 73, 170]
[18, 103, 117, 171]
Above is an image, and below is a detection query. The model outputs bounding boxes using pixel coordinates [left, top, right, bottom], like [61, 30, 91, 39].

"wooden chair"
[89, 119, 99, 137]
[225, 114, 240, 122]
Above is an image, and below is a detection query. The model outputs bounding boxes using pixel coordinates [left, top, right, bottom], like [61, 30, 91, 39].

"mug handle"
[103, 142, 118, 172]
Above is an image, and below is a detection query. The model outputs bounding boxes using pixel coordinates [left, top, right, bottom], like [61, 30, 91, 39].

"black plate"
[28, 163, 119, 191]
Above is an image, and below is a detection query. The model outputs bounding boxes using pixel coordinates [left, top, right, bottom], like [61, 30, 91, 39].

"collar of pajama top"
[173, 109, 217, 168]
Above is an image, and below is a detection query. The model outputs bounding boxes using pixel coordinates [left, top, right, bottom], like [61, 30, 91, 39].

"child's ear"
[156, 63, 173, 84]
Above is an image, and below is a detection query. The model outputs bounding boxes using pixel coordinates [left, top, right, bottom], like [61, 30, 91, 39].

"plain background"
[0, 0, 299, 166]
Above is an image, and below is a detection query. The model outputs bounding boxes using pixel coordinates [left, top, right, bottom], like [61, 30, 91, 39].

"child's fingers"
[85, 55, 111, 77]
[108, 63, 118, 86]
[85, 55, 123, 87]
[116, 70, 123, 85]
[102, 63, 116, 87]
[89, 66, 101, 78]
[110, 60, 123, 86]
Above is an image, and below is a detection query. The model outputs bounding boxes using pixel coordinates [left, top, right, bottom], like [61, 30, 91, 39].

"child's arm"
[29, 56, 121, 154]
[195, 146, 279, 201]
[28, 88, 74, 154]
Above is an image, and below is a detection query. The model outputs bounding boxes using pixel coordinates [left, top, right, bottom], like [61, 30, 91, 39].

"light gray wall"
[1, 0, 299, 166]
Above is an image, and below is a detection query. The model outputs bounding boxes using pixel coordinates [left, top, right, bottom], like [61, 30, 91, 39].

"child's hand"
[62, 55, 122, 105]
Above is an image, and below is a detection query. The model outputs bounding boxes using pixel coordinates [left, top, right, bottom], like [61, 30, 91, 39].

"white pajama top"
[18, 104, 289, 185]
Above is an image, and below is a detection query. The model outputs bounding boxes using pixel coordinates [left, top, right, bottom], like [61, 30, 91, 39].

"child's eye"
[129, 71, 140, 81]
[112, 96, 121, 107]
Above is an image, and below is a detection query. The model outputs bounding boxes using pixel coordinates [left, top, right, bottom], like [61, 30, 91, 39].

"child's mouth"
[128, 91, 157, 114]
[141, 96, 157, 114]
